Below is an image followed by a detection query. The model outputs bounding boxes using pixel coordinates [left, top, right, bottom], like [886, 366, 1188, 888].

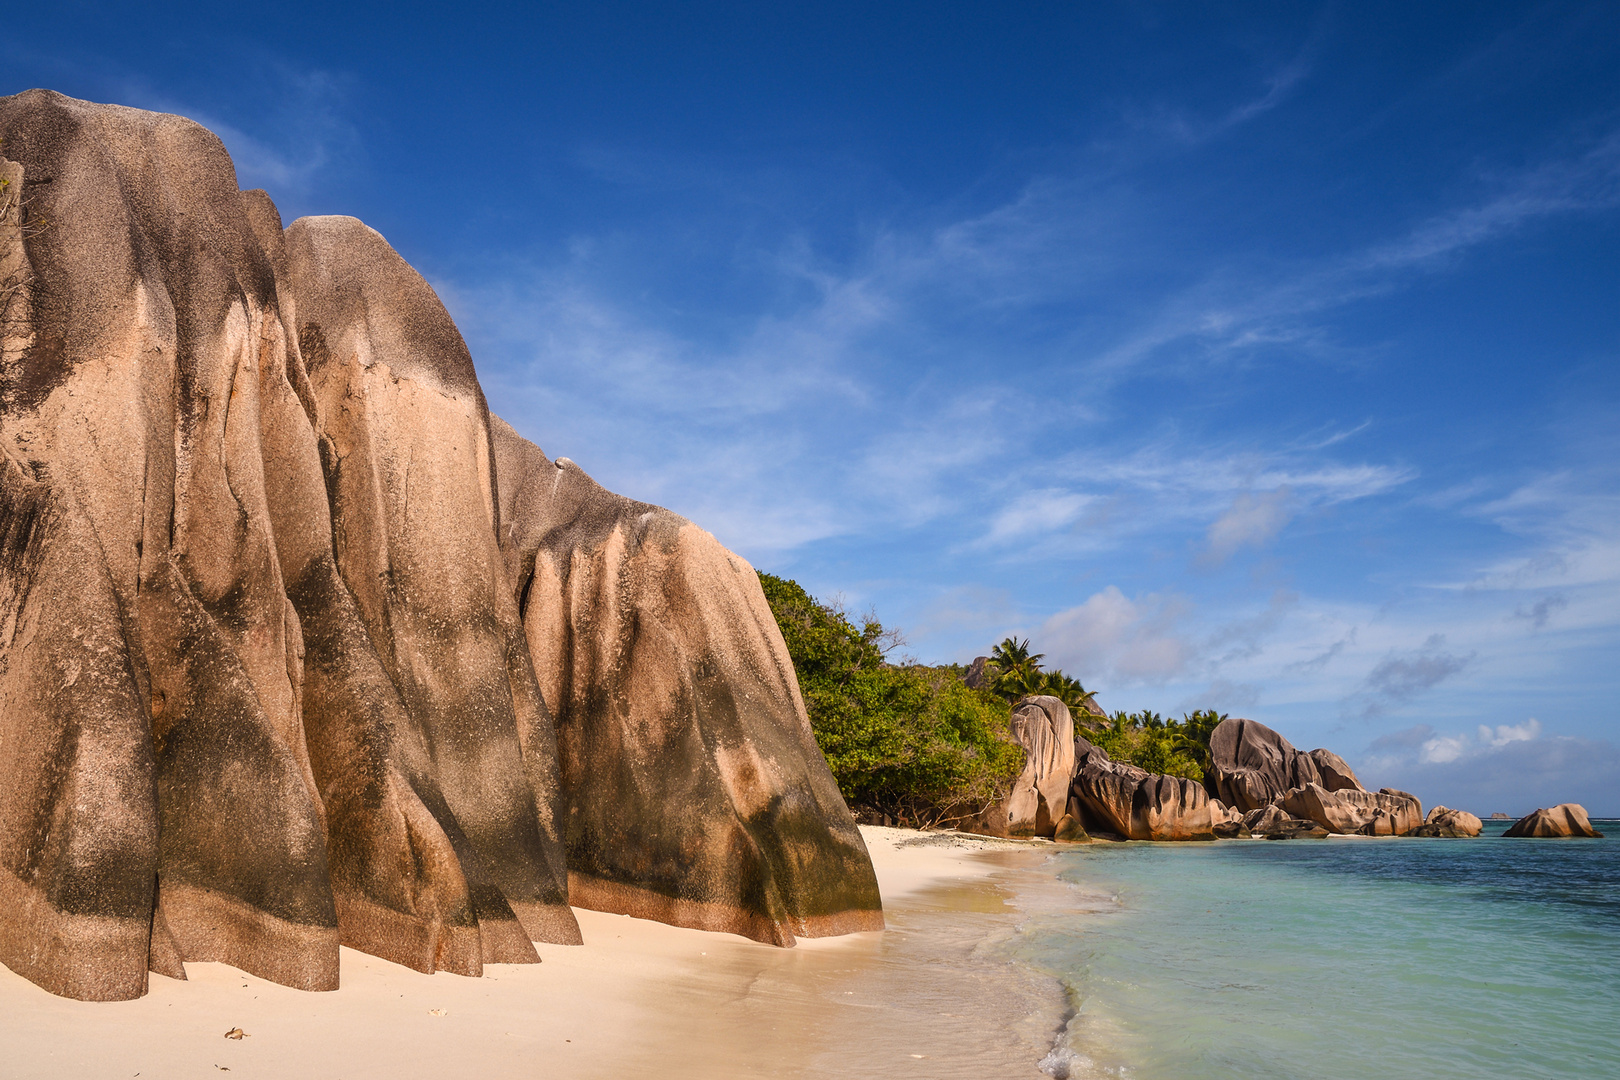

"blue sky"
[8, 2, 1618, 813]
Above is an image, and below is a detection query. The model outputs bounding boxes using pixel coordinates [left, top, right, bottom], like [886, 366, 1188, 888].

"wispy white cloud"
[1082, 127, 1620, 381]
[114, 64, 359, 196]
[1202, 487, 1294, 564]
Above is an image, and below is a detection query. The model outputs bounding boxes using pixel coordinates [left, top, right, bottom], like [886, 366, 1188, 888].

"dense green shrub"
[758, 573, 1023, 821]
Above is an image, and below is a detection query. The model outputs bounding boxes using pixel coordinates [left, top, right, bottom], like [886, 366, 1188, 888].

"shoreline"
[0, 827, 1069, 1080]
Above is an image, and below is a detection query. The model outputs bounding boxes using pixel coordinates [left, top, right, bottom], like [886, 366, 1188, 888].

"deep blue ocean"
[1009, 822, 1620, 1080]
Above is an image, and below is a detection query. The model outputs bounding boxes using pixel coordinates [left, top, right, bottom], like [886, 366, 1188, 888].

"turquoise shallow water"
[1006, 821, 1620, 1080]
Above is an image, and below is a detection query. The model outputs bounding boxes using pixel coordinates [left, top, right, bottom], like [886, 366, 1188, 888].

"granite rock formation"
[489, 420, 881, 944]
[1208, 717, 1367, 813]
[1067, 736, 1228, 841]
[1274, 783, 1423, 837]
[1413, 806, 1483, 838]
[1002, 696, 1076, 837]
[962, 656, 989, 690]
[1240, 806, 1330, 840]
[1504, 804, 1604, 838]
[0, 90, 879, 1002]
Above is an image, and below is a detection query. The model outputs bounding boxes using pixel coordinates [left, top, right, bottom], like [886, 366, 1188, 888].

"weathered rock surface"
[1207, 717, 1367, 812]
[1241, 806, 1329, 840]
[1412, 806, 1482, 838]
[1504, 804, 1604, 838]
[489, 420, 881, 945]
[963, 655, 989, 689]
[1307, 748, 1364, 793]
[1001, 696, 1076, 837]
[1067, 736, 1224, 841]
[1052, 814, 1090, 842]
[1274, 783, 1423, 836]
[0, 90, 879, 1000]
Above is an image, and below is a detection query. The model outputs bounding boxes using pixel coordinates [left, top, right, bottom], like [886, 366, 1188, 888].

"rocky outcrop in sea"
[1504, 804, 1604, 838]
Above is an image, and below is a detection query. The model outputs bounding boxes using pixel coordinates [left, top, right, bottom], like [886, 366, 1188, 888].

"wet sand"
[0, 829, 1068, 1079]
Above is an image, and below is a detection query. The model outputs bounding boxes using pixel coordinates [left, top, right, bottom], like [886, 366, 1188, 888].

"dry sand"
[0, 828, 1064, 1079]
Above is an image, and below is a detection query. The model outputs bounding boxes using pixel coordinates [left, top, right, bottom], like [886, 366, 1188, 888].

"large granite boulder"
[1002, 696, 1076, 837]
[1274, 784, 1423, 836]
[1307, 748, 1363, 792]
[283, 214, 579, 964]
[1412, 806, 1482, 838]
[0, 90, 880, 1000]
[489, 422, 881, 945]
[1207, 717, 1365, 812]
[0, 91, 345, 999]
[1504, 804, 1604, 838]
[1067, 736, 1225, 841]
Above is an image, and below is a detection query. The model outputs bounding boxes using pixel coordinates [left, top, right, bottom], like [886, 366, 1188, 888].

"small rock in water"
[1503, 803, 1603, 838]
[1412, 806, 1482, 837]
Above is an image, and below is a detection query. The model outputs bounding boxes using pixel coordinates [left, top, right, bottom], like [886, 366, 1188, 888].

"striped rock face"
[1207, 717, 1367, 813]
[1273, 784, 1425, 836]
[0, 90, 878, 1001]
[1503, 803, 1603, 838]
[1067, 735, 1224, 842]
[489, 420, 881, 946]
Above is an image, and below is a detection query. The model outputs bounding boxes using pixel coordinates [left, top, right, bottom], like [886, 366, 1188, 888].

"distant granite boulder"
[0, 90, 880, 1001]
[1274, 784, 1423, 836]
[963, 656, 990, 689]
[1240, 805, 1330, 840]
[1412, 806, 1482, 838]
[1208, 718, 1355, 812]
[1067, 736, 1227, 841]
[1504, 804, 1604, 838]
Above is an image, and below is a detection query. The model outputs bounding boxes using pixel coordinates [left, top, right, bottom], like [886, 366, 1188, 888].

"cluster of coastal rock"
[0, 91, 880, 1003]
[966, 696, 1602, 842]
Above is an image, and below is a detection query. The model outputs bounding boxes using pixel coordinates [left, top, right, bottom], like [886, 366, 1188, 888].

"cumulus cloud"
[1039, 586, 1194, 684]
[1201, 487, 1294, 564]
[1368, 718, 1543, 769]
[1357, 720, 1619, 816]
[1479, 718, 1541, 748]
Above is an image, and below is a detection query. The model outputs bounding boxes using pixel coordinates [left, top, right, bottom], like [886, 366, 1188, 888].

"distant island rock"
[0, 90, 879, 1003]
[1504, 804, 1604, 838]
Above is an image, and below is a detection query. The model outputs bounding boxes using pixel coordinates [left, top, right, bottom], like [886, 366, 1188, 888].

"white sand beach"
[1, 829, 1064, 1080]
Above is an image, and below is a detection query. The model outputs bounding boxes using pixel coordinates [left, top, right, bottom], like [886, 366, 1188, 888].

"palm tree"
[1038, 671, 1101, 726]
[1172, 710, 1226, 771]
[989, 636, 1043, 677]
[988, 636, 1044, 702]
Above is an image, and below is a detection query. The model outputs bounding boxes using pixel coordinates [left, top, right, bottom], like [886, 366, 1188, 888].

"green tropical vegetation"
[757, 572, 1229, 820]
[756, 573, 1023, 825]
[1086, 709, 1226, 781]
